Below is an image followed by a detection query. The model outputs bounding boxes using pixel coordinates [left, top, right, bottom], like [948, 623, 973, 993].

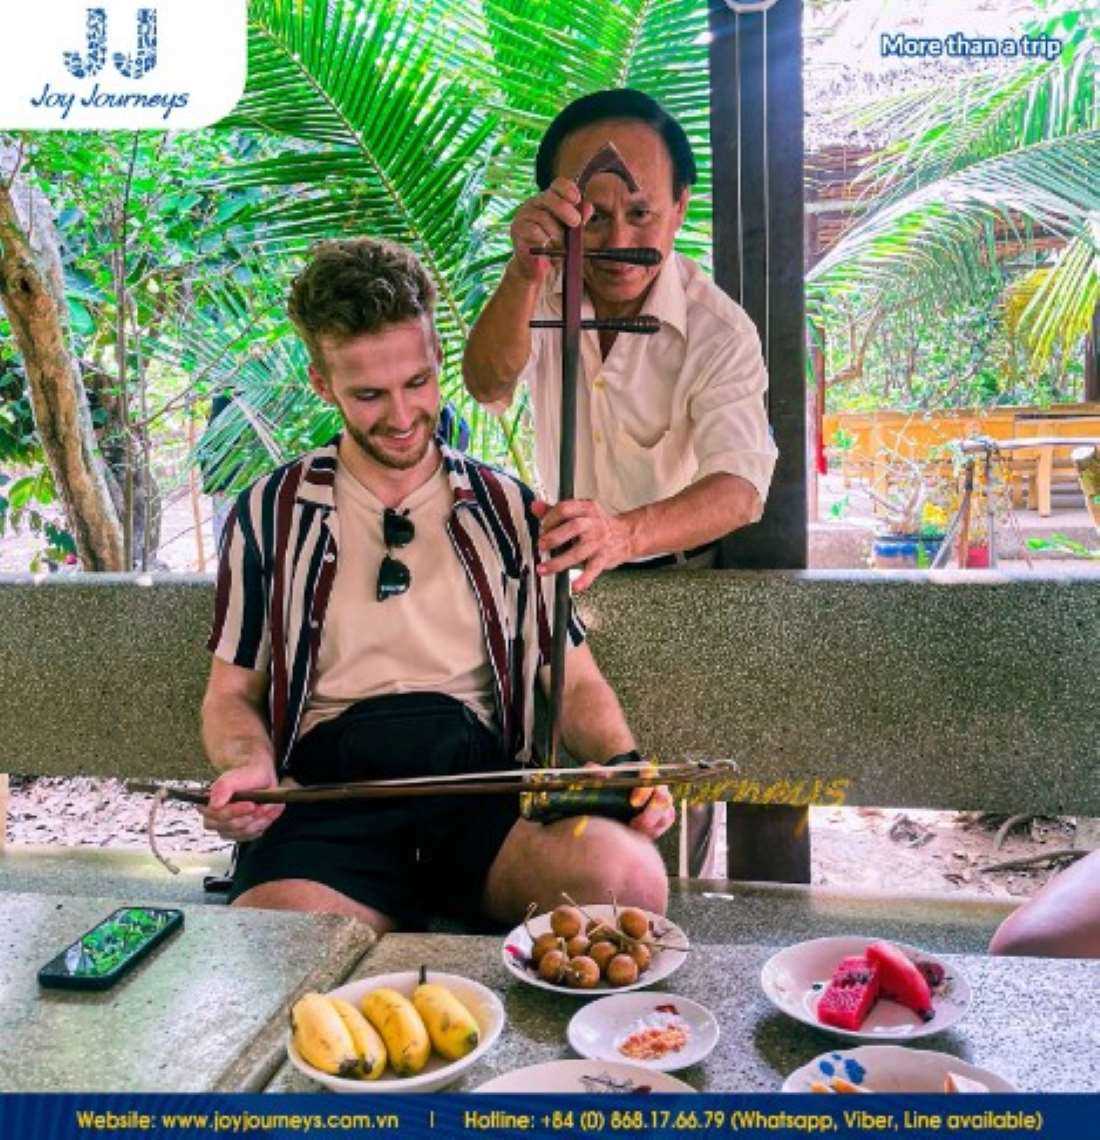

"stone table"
[1, 893, 375, 1091]
[268, 933, 1100, 1094]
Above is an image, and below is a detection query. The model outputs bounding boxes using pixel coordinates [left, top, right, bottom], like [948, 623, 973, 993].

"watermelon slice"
[866, 940, 935, 1022]
[817, 955, 881, 1031]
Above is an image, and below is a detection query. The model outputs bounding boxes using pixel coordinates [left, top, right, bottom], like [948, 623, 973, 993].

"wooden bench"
[0, 571, 1097, 903]
[1012, 417, 1100, 516]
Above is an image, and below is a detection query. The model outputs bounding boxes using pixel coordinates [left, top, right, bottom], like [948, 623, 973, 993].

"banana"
[329, 996, 387, 1080]
[290, 992, 360, 1078]
[412, 969, 480, 1061]
[361, 988, 431, 1077]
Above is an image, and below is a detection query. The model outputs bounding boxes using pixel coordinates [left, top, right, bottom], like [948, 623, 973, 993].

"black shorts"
[228, 693, 518, 929]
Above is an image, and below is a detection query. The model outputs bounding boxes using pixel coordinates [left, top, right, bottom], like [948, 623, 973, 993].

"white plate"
[502, 905, 689, 995]
[760, 936, 971, 1041]
[474, 1059, 696, 1093]
[567, 993, 718, 1072]
[783, 1045, 1016, 1093]
[286, 970, 504, 1093]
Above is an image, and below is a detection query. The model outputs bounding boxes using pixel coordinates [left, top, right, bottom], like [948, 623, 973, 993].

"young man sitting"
[200, 238, 674, 934]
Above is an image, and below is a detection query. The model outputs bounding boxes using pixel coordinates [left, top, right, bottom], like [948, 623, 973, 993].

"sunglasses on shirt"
[378, 507, 414, 601]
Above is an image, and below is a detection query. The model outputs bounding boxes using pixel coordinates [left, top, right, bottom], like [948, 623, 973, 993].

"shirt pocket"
[605, 421, 695, 513]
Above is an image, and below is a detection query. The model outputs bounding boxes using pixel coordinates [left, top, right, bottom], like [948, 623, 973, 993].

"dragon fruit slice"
[866, 940, 935, 1022]
[817, 955, 881, 1031]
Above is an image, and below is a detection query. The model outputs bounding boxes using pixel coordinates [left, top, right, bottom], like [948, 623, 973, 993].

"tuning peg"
[528, 246, 662, 266]
[529, 316, 660, 334]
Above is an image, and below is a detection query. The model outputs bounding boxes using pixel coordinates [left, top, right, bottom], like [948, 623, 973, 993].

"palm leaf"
[810, 131, 1100, 318]
[476, 0, 713, 263]
[838, 10, 1097, 211]
[210, 0, 530, 476]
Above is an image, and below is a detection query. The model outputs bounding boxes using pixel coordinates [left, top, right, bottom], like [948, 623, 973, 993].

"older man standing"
[464, 88, 776, 589]
[464, 89, 777, 871]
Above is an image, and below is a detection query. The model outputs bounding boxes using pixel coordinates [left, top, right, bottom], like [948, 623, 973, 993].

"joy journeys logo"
[0, 1, 247, 129]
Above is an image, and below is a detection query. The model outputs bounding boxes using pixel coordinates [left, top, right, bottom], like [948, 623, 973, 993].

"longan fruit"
[606, 953, 640, 988]
[590, 940, 618, 974]
[530, 932, 560, 965]
[550, 905, 583, 940]
[586, 917, 615, 939]
[618, 907, 649, 941]
[565, 934, 590, 958]
[628, 941, 651, 973]
[566, 955, 601, 989]
[537, 948, 568, 984]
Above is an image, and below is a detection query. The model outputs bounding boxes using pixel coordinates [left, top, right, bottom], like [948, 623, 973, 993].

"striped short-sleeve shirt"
[208, 436, 585, 773]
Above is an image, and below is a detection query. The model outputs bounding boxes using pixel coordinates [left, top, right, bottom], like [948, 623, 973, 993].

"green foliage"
[0, 466, 77, 571]
[812, 4, 1098, 411]
[194, 0, 713, 484]
[1026, 533, 1100, 558]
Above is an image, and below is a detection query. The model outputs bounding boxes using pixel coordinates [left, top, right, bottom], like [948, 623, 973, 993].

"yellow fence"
[823, 404, 1100, 515]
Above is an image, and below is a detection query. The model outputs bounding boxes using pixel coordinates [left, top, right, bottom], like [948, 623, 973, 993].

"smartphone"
[37, 906, 184, 991]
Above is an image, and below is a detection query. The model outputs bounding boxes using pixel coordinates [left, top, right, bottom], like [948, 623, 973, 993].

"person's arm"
[464, 177, 591, 408]
[542, 643, 675, 839]
[199, 658, 285, 841]
[535, 311, 776, 589]
[534, 472, 759, 590]
[989, 850, 1100, 958]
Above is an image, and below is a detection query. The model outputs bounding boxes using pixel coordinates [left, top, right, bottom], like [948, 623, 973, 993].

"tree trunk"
[0, 156, 124, 570]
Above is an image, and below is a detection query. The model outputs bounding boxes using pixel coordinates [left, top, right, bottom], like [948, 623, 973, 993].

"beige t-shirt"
[299, 461, 496, 737]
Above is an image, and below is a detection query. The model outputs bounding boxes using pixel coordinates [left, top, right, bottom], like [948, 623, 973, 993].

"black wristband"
[604, 749, 644, 769]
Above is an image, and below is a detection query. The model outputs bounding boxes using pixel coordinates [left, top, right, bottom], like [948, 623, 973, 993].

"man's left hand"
[534, 498, 634, 591]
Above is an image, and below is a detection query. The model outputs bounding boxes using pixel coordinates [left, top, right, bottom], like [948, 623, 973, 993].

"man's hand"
[627, 766, 677, 840]
[200, 759, 284, 843]
[582, 759, 676, 841]
[534, 497, 635, 591]
[510, 178, 593, 285]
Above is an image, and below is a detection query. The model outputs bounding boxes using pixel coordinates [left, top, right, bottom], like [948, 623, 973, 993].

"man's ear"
[308, 363, 333, 404]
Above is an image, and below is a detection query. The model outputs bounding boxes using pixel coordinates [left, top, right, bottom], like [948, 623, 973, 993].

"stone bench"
[1, 570, 1097, 920]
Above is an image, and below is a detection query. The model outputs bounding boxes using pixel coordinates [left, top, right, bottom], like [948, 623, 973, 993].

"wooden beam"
[708, 0, 807, 570]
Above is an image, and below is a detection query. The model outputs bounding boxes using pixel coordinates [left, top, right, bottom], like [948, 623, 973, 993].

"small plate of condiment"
[567, 993, 718, 1072]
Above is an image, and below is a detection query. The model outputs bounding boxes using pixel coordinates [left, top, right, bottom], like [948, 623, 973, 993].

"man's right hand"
[200, 760, 285, 843]
[509, 177, 593, 284]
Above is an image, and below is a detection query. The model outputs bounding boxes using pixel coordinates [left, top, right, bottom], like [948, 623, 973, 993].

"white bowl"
[783, 1045, 1016, 1093]
[568, 992, 719, 1072]
[286, 970, 504, 1093]
[474, 1059, 696, 1093]
[502, 905, 689, 995]
[760, 935, 971, 1041]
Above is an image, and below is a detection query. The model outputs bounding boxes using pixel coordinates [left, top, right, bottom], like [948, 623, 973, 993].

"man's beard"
[345, 412, 437, 471]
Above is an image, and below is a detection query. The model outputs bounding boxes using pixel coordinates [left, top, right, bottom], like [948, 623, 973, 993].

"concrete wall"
[0, 570, 1096, 814]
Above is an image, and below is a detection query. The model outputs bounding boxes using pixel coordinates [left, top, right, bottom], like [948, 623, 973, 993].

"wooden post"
[708, 0, 806, 570]
[1085, 301, 1099, 403]
[709, 0, 810, 883]
[1075, 446, 1100, 531]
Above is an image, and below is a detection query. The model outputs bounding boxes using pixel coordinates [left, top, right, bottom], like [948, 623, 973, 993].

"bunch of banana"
[292, 970, 481, 1081]
[290, 992, 387, 1080]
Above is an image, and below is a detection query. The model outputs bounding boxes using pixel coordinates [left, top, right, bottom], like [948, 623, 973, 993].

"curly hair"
[288, 238, 437, 370]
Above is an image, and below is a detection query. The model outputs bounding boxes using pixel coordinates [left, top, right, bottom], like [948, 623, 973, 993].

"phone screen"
[49, 907, 180, 980]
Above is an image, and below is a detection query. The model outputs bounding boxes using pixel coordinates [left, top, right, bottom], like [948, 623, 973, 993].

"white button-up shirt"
[506, 253, 778, 520]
